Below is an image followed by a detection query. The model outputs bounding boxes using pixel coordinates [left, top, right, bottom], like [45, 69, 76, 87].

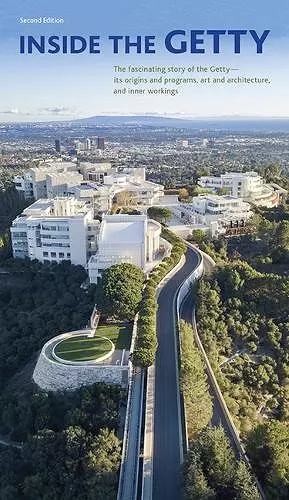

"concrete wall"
[175, 248, 204, 454]
[69, 216, 89, 267]
[33, 354, 127, 391]
[176, 251, 204, 318]
[33, 330, 129, 391]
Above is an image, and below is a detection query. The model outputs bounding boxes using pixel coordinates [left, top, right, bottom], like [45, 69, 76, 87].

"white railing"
[117, 315, 143, 500]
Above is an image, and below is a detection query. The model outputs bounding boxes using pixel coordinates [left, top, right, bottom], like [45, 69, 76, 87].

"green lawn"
[96, 324, 132, 350]
[54, 336, 113, 362]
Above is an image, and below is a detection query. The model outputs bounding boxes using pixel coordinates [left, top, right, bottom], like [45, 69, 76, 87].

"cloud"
[40, 106, 79, 116]
[0, 106, 82, 121]
[1, 108, 19, 114]
[0, 108, 33, 116]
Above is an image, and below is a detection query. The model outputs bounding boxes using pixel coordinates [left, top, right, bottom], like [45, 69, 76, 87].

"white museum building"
[198, 171, 280, 207]
[170, 194, 252, 236]
[88, 214, 162, 283]
[11, 202, 164, 278]
[13, 161, 164, 211]
[10, 197, 99, 267]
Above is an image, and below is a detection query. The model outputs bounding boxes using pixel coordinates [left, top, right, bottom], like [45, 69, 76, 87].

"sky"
[0, 0, 289, 121]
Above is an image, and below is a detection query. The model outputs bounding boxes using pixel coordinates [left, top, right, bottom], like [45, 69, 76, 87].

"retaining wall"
[33, 355, 127, 391]
[176, 250, 204, 319]
[33, 329, 129, 391]
[117, 315, 142, 500]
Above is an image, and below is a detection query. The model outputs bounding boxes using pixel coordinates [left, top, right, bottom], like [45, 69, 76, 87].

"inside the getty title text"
[19, 30, 270, 54]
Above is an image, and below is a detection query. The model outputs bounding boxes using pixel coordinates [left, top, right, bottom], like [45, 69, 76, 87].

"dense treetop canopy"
[96, 263, 144, 321]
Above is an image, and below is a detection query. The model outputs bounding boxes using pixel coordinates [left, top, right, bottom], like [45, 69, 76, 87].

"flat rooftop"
[195, 194, 240, 202]
[222, 171, 259, 177]
[101, 216, 146, 244]
[23, 199, 52, 213]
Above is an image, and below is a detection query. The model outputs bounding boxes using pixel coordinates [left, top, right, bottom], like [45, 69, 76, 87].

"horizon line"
[3, 114, 289, 124]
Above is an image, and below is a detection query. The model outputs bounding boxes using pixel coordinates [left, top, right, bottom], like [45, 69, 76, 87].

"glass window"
[42, 225, 57, 231]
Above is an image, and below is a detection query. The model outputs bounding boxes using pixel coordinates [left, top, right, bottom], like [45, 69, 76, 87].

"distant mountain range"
[73, 115, 193, 127]
[72, 115, 289, 132]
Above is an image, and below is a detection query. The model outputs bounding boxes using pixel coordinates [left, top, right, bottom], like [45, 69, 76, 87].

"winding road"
[153, 247, 200, 500]
[142, 243, 264, 500]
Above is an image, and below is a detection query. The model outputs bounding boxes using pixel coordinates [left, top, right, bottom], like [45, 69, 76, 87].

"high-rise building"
[55, 139, 61, 153]
[97, 137, 105, 150]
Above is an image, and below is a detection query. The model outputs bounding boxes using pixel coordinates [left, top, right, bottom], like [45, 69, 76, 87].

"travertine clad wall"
[33, 354, 128, 391]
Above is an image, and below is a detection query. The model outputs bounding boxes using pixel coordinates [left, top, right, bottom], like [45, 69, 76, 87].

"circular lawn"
[54, 335, 114, 362]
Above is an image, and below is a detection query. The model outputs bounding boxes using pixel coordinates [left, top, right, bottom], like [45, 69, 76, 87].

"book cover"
[0, 2, 288, 500]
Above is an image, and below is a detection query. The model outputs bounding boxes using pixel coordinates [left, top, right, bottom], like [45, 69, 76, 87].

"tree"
[246, 420, 289, 500]
[0, 383, 124, 500]
[115, 190, 135, 207]
[21, 426, 121, 500]
[226, 269, 244, 296]
[0, 259, 94, 384]
[195, 427, 235, 496]
[92, 427, 121, 472]
[0, 230, 11, 260]
[179, 321, 213, 438]
[233, 460, 260, 500]
[250, 213, 274, 241]
[0, 186, 29, 233]
[263, 164, 281, 181]
[191, 229, 207, 245]
[147, 206, 172, 224]
[96, 263, 144, 320]
[184, 452, 216, 500]
[271, 246, 289, 264]
[190, 184, 212, 197]
[0, 187, 29, 261]
[216, 187, 230, 195]
[275, 220, 289, 248]
[184, 427, 260, 500]
[132, 228, 185, 368]
[179, 187, 190, 201]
